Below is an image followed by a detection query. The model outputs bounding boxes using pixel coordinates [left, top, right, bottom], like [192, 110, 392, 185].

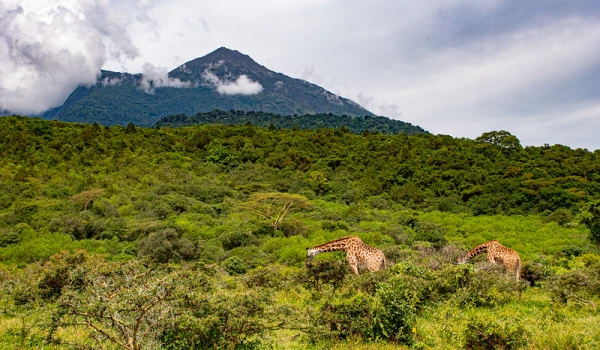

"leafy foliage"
[580, 200, 600, 250]
[0, 116, 600, 349]
[156, 109, 427, 135]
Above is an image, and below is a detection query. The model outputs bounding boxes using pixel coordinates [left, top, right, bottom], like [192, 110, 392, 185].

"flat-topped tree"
[240, 192, 310, 232]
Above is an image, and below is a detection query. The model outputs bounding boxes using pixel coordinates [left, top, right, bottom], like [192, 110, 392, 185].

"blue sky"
[1, 0, 599, 149]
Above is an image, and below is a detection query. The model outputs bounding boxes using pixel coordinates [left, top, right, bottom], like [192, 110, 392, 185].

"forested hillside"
[1, 116, 599, 349]
[155, 109, 427, 135]
[40, 48, 374, 126]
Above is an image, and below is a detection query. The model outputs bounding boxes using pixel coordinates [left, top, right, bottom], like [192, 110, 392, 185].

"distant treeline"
[1, 116, 599, 219]
[154, 109, 428, 135]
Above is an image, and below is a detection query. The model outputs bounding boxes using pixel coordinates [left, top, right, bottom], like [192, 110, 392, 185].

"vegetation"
[155, 109, 427, 135]
[1, 116, 599, 348]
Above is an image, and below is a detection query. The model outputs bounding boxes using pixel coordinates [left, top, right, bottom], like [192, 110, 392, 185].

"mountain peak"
[180, 47, 259, 72]
[44, 47, 380, 126]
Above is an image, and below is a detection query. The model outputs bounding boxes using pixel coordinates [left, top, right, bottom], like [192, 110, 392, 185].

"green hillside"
[1, 116, 599, 349]
[41, 48, 374, 126]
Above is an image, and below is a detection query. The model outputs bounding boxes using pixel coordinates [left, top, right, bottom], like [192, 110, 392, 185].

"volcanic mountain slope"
[42, 47, 375, 127]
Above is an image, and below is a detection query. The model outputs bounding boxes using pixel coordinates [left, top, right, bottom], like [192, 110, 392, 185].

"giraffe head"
[306, 247, 318, 267]
[456, 256, 467, 265]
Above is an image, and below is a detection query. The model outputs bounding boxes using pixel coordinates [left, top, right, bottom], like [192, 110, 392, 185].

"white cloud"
[139, 63, 191, 93]
[217, 75, 263, 95]
[101, 76, 123, 86]
[202, 70, 263, 95]
[0, 0, 151, 115]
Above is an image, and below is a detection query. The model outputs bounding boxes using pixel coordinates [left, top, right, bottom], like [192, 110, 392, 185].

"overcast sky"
[2, 0, 600, 150]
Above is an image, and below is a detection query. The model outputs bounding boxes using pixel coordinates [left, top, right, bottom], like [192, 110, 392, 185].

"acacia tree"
[580, 200, 600, 252]
[240, 192, 311, 232]
[70, 189, 105, 211]
[48, 255, 200, 350]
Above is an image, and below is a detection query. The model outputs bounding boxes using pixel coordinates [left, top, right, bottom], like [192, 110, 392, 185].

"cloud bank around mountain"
[140, 63, 191, 93]
[202, 70, 263, 95]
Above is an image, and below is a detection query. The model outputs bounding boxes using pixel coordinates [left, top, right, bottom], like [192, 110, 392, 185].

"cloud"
[101, 76, 123, 87]
[0, 0, 152, 115]
[377, 17, 600, 146]
[139, 63, 191, 93]
[356, 93, 402, 119]
[202, 70, 263, 95]
[198, 17, 210, 32]
[217, 75, 263, 95]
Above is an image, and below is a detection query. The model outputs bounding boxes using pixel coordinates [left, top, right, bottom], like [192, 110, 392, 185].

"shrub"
[218, 230, 257, 250]
[412, 221, 447, 248]
[222, 256, 247, 275]
[279, 218, 308, 237]
[454, 263, 521, 307]
[138, 229, 196, 263]
[521, 262, 549, 287]
[345, 269, 392, 295]
[463, 314, 529, 350]
[373, 277, 417, 345]
[546, 265, 600, 309]
[162, 289, 275, 349]
[48, 258, 207, 350]
[318, 294, 375, 340]
[321, 220, 349, 232]
[242, 264, 291, 289]
[300, 260, 348, 295]
[38, 250, 88, 300]
[544, 208, 573, 226]
[0, 230, 20, 247]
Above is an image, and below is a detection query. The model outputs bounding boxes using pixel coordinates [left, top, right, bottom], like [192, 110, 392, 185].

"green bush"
[137, 229, 196, 263]
[300, 260, 348, 295]
[279, 218, 309, 237]
[412, 221, 447, 248]
[463, 314, 529, 350]
[546, 265, 600, 308]
[373, 276, 417, 344]
[219, 230, 257, 250]
[0, 230, 20, 247]
[544, 208, 573, 227]
[162, 289, 274, 349]
[242, 264, 290, 289]
[318, 294, 375, 340]
[37, 250, 87, 300]
[454, 263, 521, 307]
[222, 256, 247, 275]
[521, 261, 549, 287]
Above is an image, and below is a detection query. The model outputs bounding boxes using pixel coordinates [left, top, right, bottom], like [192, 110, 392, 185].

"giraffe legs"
[346, 253, 359, 275]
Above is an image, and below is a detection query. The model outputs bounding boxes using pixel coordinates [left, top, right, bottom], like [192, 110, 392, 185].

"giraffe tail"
[515, 259, 522, 281]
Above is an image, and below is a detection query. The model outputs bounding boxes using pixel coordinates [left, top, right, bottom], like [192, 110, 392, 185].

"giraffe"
[457, 240, 522, 281]
[306, 236, 386, 274]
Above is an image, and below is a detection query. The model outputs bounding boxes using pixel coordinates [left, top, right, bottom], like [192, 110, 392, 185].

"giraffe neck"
[306, 237, 356, 266]
[459, 241, 495, 263]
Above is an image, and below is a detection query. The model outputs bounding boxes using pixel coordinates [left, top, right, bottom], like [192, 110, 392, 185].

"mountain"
[41, 47, 376, 127]
[155, 110, 427, 135]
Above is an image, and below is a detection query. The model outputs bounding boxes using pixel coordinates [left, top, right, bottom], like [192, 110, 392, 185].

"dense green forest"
[154, 109, 427, 135]
[1, 116, 599, 349]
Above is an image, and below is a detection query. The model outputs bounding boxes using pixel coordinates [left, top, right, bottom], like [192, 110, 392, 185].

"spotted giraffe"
[457, 239, 522, 281]
[306, 236, 386, 274]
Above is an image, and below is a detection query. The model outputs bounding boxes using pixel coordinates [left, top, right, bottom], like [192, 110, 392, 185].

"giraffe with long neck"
[458, 240, 522, 281]
[306, 236, 386, 274]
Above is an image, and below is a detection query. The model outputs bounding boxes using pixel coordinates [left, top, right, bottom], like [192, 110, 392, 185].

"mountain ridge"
[40, 47, 382, 127]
